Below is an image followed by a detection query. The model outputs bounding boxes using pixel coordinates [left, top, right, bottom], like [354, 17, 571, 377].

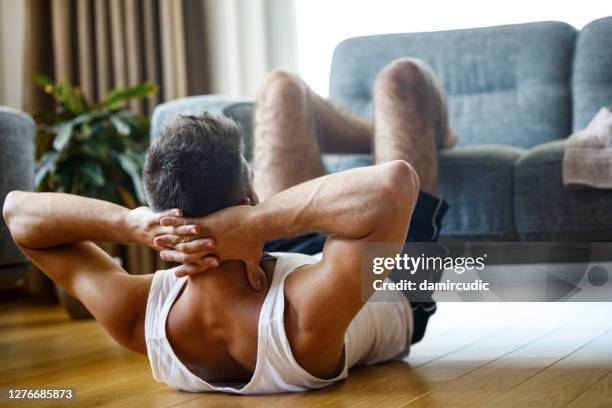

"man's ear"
[239, 197, 251, 205]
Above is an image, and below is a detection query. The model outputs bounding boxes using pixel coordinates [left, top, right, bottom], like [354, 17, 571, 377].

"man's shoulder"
[267, 252, 321, 284]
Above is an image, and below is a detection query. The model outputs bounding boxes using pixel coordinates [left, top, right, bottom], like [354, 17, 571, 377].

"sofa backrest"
[329, 21, 576, 149]
[572, 17, 612, 132]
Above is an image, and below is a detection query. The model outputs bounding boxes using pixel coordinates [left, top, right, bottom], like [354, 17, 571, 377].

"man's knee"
[257, 69, 308, 105]
[375, 58, 435, 98]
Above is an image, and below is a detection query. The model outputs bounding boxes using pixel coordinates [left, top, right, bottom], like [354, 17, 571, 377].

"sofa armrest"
[0, 107, 35, 266]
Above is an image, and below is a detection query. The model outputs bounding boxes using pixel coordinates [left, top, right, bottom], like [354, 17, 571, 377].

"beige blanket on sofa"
[563, 107, 612, 189]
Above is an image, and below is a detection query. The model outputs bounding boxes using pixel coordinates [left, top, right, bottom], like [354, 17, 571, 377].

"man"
[3, 58, 450, 394]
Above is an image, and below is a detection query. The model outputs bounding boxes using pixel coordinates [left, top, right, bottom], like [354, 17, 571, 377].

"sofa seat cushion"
[321, 147, 523, 240]
[515, 140, 612, 241]
[321, 154, 373, 173]
[438, 145, 525, 240]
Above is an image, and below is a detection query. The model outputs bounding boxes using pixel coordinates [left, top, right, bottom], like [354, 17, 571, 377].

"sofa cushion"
[515, 140, 612, 241]
[329, 21, 576, 149]
[0, 107, 35, 267]
[438, 145, 525, 240]
[150, 95, 253, 140]
[223, 102, 256, 161]
[573, 16, 612, 132]
[321, 154, 373, 173]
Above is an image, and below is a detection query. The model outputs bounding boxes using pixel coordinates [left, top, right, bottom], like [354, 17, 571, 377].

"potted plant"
[33, 75, 158, 318]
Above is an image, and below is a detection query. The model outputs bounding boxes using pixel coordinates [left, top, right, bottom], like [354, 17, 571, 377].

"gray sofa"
[0, 107, 35, 288]
[151, 17, 612, 242]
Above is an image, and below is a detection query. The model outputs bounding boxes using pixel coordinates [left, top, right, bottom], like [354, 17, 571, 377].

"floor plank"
[566, 370, 612, 408]
[403, 328, 606, 407]
[482, 329, 612, 407]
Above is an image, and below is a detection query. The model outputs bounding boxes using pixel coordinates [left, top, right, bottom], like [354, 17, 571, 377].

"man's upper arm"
[287, 217, 410, 331]
[21, 242, 152, 354]
[285, 163, 418, 340]
[283, 224, 410, 377]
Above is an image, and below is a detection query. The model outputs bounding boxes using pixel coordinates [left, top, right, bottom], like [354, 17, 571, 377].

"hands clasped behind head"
[152, 207, 268, 292]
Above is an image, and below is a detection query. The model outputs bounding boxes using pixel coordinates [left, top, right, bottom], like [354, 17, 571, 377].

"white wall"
[0, 0, 24, 109]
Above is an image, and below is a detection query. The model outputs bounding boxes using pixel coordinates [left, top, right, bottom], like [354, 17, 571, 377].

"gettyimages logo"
[372, 253, 487, 275]
[362, 242, 612, 302]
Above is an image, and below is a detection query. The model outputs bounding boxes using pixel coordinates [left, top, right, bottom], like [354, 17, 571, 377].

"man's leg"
[373, 58, 450, 194]
[253, 70, 373, 201]
[255, 64, 448, 345]
[254, 60, 449, 198]
[372, 58, 450, 344]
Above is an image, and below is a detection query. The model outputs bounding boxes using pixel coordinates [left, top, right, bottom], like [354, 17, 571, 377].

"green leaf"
[73, 123, 91, 141]
[70, 110, 103, 126]
[58, 81, 88, 114]
[99, 83, 158, 109]
[73, 138, 109, 159]
[117, 153, 146, 204]
[35, 151, 60, 190]
[52, 122, 74, 151]
[55, 169, 72, 193]
[110, 115, 130, 136]
[78, 161, 106, 187]
[33, 73, 54, 89]
[32, 75, 152, 205]
[34, 75, 89, 115]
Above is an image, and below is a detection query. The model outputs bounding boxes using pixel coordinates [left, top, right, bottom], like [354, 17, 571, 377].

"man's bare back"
[165, 261, 266, 383]
[163, 256, 349, 385]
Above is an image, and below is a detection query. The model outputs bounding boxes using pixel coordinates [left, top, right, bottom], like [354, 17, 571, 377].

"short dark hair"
[143, 113, 246, 217]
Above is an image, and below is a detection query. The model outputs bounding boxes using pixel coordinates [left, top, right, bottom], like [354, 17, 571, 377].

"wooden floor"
[2, 301, 612, 407]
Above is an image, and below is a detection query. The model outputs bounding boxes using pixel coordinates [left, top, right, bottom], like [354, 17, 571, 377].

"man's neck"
[183, 260, 272, 328]
[165, 259, 272, 380]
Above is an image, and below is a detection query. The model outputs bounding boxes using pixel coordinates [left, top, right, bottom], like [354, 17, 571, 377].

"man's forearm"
[250, 161, 417, 242]
[3, 191, 135, 249]
[150, 161, 417, 282]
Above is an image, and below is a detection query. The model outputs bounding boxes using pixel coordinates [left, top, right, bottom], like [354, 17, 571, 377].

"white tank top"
[145, 252, 413, 394]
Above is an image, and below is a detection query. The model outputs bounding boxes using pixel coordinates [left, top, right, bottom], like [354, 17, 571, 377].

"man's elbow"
[364, 161, 418, 238]
[3, 190, 29, 246]
[382, 160, 420, 211]
[3, 190, 21, 228]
